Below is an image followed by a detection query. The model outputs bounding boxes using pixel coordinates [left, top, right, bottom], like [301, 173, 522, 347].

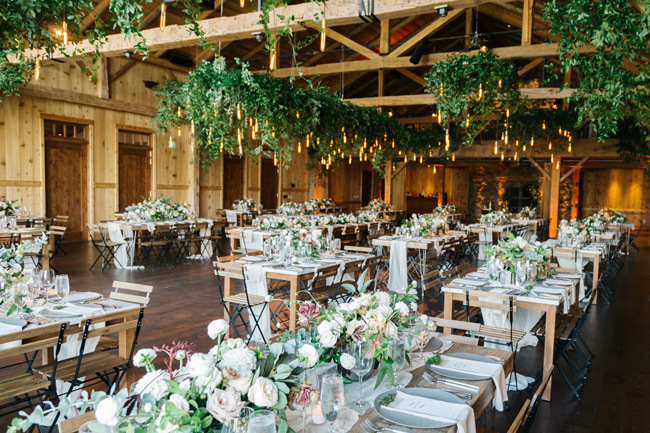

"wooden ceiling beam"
[36, 0, 517, 59]
[272, 43, 596, 77]
[311, 25, 380, 59]
[396, 68, 425, 85]
[345, 87, 575, 106]
[80, 0, 112, 32]
[448, 139, 620, 159]
[110, 59, 137, 81]
[517, 57, 544, 76]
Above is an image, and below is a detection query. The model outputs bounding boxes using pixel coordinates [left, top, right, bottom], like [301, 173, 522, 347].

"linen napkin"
[532, 286, 569, 313]
[436, 355, 508, 411]
[243, 263, 271, 341]
[65, 292, 102, 303]
[382, 390, 476, 433]
[0, 320, 23, 350]
[452, 278, 486, 287]
[225, 210, 238, 225]
[388, 239, 408, 292]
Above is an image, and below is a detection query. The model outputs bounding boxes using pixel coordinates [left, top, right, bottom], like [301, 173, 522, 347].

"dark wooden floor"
[2, 233, 649, 432]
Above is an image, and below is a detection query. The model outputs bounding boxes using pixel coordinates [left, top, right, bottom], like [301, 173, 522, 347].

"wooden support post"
[437, 165, 445, 206]
[97, 58, 110, 100]
[549, 158, 561, 238]
[570, 168, 580, 219]
[522, 0, 534, 46]
[465, 9, 473, 48]
[541, 162, 552, 220]
[380, 20, 390, 55]
[384, 164, 392, 204]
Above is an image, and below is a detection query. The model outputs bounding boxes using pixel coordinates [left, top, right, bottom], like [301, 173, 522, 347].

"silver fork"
[423, 372, 478, 392]
[362, 419, 409, 433]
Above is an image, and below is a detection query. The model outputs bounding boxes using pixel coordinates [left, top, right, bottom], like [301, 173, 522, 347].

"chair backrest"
[50, 225, 67, 237]
[110, 281, 154, 306]
[0, 234, 12, 247]
[306, 263, 340, 292]
[463, 289, 518, 313]
[59, 410, 96, 433]
[81, 306, 145, 342]
[0, 322, 67, 360]
[87, 224, 103, 243]
[344, 245, 372, 254]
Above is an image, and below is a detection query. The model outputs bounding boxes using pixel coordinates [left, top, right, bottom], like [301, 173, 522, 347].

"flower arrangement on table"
[0, 198, 19, 217]
[125, 197, 190, 222]
[277, 202, 304, 216]
[433, 204, 457, 215]
[479, 210, 512, 225]
[282, 273, 426, 388]
[8, 320, 308, 433]
[257, 216, 289, 231]
[401, 214, 447, 237]
[517, 206, 538, 220]
[0, 235, 48, 308]
[484, 234, 551, 281]
[233, 198, 260, 212]
[597, 208, 626, 224]
[308, 198, 334, 209]
[283, 228, 327, 258]
[367, 198, 391, 212]
[356, 211, 379, 222]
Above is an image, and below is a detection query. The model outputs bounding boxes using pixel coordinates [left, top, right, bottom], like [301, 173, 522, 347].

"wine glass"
[388, 338, 406, 389]
[55, 274, 70, 303]
[410, 324, 429, 362]
[320, 374, 345, 433]
[13, 283, 29, 319]
[247, 410, 276, 433]
[263, 241, 272, 261]
[223, 407, 253, 433]
[332, 238, 341, 252]
[40, 269, 56, 300]
[348, 341, 373, 413]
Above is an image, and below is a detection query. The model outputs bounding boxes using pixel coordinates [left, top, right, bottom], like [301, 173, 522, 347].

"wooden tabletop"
[349, 341, 514, 433]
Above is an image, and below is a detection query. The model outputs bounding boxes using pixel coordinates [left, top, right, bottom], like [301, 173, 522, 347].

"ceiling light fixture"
[434, 4, 451, 17]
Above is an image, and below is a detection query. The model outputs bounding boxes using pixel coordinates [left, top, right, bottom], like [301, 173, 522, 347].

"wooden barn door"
[260, 158, 278, 209]
[44, 120, 88, 241]
[118, 130, 152, 211]
[222, 156, 244, 209]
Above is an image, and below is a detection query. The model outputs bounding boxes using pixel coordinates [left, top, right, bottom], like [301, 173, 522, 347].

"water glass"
[387, 338, 406, 388]
[40, 269, 56, 298]
[348, 341, 373, 413]
[263, 242, 272, 260]
[247, 410, 276, 433]
[13, 283, 29, 318]
[223, 407, 254, 433]
[320, 374, 345, 433]
[332, 238, 341, 252]
[55, 274, 70, 302]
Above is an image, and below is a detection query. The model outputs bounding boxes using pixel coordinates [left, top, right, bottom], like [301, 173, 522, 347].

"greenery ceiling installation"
[0, 0, 205, 100]
[543, 0, 650, 144]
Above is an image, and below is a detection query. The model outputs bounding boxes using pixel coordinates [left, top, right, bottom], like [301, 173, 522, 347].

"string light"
[501, 151, 504, 161]
[190, 120, 195, 134]
[514, 151, 518, 161]
[494, 141, 498, 155]
[237, 104, 241, 120]
[240, 0, 245, 7]
[297, 141, 301, 153]
[33, 58, 40, 80]
[274, 154, 277, 166]
[62, 21, 68, 44]
[160, 3, 167, 31]
[568, 136, 572, 152]
[452, 153, 455, 162]
[220, 140, 223, 153]
[478, 83, 483, 100]
[269, 46, 276, 71]
[320, 18, 327, 52]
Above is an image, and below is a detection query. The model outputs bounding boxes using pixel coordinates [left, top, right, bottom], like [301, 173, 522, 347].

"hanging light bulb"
[523, 145, 527, 151]
[220, 140, 224, 153]
[498, 78, 502, 88]
[568, 136, 572, 152]
[269, 46, 276, 71]
[501, 151, 504, 161]
[542, 121, 546, 130]
[514, 151, 518, 161]
[530, 137, 534, 147]
[237, 104, 241, 120]
[506, 108, 510, 118]
[494, 141, 498, 155]
[551, 153, 554, 163]
[452, 153, 456, 162]
[412, 153, 416, 161]
[466, 114, 470, 128]
[320, 18, 327, 52]
[515, 139, 519, 147]
[306, 135, 310, 148]
[177, 126, 181, 137]
[433, 166, 437, 174]
[298, 141, 301, 153]
[274, 154, 278, 166]
[419, 155, 423, 163]
[556, 160, 560, 169]
[437, 109, 441, 124]
[33, 58, 40, 80]
[240, 0, 245, 7]
[160, 3, 167, 31]
[439, 84, 444, 96]
[349, 154, 352, 164]
[478, 83, 483, 100]
[62, 21, 68, 44]
[392, 139, 395, 148]
[190, 119, 195, 134]
[549, 142, 552, 150]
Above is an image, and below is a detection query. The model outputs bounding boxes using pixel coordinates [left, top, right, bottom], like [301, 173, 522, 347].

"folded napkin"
[466, 272, 490, 280]
[65, 292, 102, 303]
[0, 320, 24, 349]
[532, 286, 569, 313]
[383, 390, 476, 433]
[437, 355, 508, 411]
[544, 278, 572, 286]
[388, 240, 408, 292]
[452, 278, 486, 287]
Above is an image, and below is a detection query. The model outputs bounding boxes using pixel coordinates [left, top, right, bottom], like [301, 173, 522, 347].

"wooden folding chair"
[429, 318, 481, 346]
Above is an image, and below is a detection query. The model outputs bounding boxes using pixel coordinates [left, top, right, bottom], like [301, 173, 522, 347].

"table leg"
[442, 292, 453, 334]
[119, 322, 136, 389]
[224, 276, 233, 338]
[592, 257, 600, 305]
[41, 241, 50, 270]
[542, 305, 556, 401]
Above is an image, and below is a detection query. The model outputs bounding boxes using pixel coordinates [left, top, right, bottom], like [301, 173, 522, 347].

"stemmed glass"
[410, 323, 429, 362]
[55, 274, 70, 303]
[387, 338, 406, 389]
[320, 374, 345, 433]
[40, 269, 55, 301]
[263, 241, 272, 261]
[223, 407, 253, 433]
[348, 340, 373, 414]
[13, 282, 29, 319]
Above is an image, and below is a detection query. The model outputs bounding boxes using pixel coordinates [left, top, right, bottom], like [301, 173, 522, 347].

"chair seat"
[531, 305, 582, 340]
[435, 306, 481, 322]
[0, 373, 50, 400]
[35, 352, 129, 382]
[105, 241, 124, 247]
[95, 336, 119, 351]
[224, 293, 267, 306]
[476, 325, 527, 343]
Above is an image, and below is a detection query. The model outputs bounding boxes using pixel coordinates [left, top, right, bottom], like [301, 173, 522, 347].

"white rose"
[409, 302, 418, 312]
[133, 370, 169, 400]
[340, 353, 356, 370]
[374, 291, 391, 306]
[133, 348, 156, 368]
[394, 301, 409, 317]
[195, 369, 223, 393]
[320, 331, 338, 348]
[206, 389, 244, 423]
[220, 348, 257, 374]
[207, 319, 229, 339]
[95, 396, 122, 427]
[384, 321, 398, 338]
[227, 371, 253, 395]
[298, 344, 319, 368]
[356, 293, 371, 307]
[312, 229, 323, 238]
[378, 305, 393, 318]
[317, 320, 334, 336]
[185, 353, 216, 378]
[168, 394, 190, 412]
[515, 237, 528, 249]
[346, 319, 364, 336]
[247, 377, 279, 408]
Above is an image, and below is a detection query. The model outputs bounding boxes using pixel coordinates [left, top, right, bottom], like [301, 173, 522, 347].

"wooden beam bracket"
[560, 156, 589, 182]
[528, 157, 551, 181]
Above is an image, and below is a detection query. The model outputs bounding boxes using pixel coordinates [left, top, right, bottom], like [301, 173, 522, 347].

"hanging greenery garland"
[543, 0, 650, 146]
[424, 50, 526, 149]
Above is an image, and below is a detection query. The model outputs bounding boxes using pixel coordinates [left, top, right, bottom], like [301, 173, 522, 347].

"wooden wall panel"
[406, 164, 443, 197]
[580, 168, 647, 226]
[199, 158, 223, 218]
[280, 147, 310, 203]
[444, 167, 470, 212]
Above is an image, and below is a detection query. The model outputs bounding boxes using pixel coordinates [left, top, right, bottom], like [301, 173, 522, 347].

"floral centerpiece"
[484, 234, 551, 281]
[277, 202, 303, 216]
[0, 236, 48, 309]
[282, 228, 326, 258]
[401, 214, 447, 236]
[517, 206, 538, 220]
[433, 204, 457, 215]
[8, 320, 311, 433]
[479, 210, 512, 225]
[597, 208, 626, 224]
[125, 197, 190, 222]
[308, 198, 334, 209]
[257, 216, 289, 231]
[233, 198, 260, 212]
[0, 198, 20, 217]
[283, 273, 425, 388]
[367, 198, 391, 212]
[356, 211, 378, 222]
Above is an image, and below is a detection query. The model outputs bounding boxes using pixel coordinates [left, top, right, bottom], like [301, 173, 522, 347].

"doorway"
[222, 156, 244, 209]
[118, 129, 152, 211]
[260, 158, 278, 209]
[44, 120, 89, 241]
[361, 170, 373, 207]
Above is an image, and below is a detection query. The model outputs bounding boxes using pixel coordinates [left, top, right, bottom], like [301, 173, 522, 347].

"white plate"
[64, 292, 102, 303]
[428, 353, 496, 381]
[373, 388, 463, 429]
[240, 256, 265, 262]
[0, 318, 27, 328]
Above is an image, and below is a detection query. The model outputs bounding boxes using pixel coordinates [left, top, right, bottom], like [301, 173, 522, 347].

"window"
[44, 120, 87, 140]
[505, 184, 535, 213]
[118, 130, 151, 147]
